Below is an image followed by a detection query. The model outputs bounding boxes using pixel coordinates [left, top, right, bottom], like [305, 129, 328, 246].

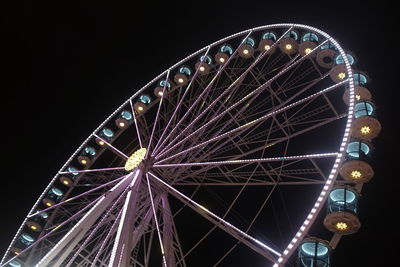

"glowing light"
[351, 170, 362, 179]
[119, 122, 125, 128]
[138, 106, 144, 111]
[199, 66, 205, 72]
[178, 78, 184, 83]
[305, 48, 312, 54]
[285, 44, 292, 50]
[264, 44, 271, 51]
[355, 94, 361, 100]
[125, 148, 147, 171]
[45, 201, 53, 207]
[63, 180, 69, 185]
[99, 140, 105, 146]
[337, 72, 346, 80]
[243, 49, 249, 54]
[14, 251, 20, 255]
[360, 126, 371, 135]
[158, 91, 164, 96]
[30, 225, 37, 230]
[336, 222, 348, 230]
[219, 57, 225, 63]
[80, 159, 87, 165]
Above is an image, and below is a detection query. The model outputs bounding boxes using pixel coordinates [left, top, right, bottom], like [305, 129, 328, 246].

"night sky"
[2, 1, 397, 266]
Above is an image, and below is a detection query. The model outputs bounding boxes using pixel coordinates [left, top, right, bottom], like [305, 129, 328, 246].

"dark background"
[1, 1, 398, 266]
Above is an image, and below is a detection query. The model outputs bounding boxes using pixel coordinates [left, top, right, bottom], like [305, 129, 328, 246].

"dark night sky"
[1, 1, 398, 266]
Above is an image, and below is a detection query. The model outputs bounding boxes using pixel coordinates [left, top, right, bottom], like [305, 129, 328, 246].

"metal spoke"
[154, 152, 338, 168]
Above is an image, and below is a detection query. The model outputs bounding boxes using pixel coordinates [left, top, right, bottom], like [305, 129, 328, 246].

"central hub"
[125, 148, 147, 171]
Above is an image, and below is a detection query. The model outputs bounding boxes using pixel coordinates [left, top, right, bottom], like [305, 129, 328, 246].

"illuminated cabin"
[133, 95, 152, 114]
[298, 238, 331, 267]
[215, 44, 233, 64]
[323, 187, 361, 235]
[340, 140, 374, 183]
[195, 55, 212, 75]
[96, 127, 115, 146]
[115, 110, 133, 129]
[279, 30, 299, 55]
[239, 37, 255, 58]
[299, 32, 319, 57]
[174, 66, 192, 86]
[42, 187, 63, 207]
[342, 85, 372, 105]
[258, 32, 277, 54]
[316, 42, 336, 69]
[59, 166, 79, 187]
[77, 146, 97, 166]
[154, 79, 172, 97]
[351, 100, 381, 140]
[26, 212, 48, 233]
[18, 233, 35, 247]
[329, 62, 348, 83]
[8, 260, 22, 267]
[10, 247, 22, 256]
[335, 53, 355, 66]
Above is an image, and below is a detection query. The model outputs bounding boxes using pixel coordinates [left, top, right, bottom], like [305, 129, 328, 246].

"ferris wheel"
[1, 23, 381, 267]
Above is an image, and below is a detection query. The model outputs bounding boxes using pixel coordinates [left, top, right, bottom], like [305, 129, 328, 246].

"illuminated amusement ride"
[1, 24, 380, 266]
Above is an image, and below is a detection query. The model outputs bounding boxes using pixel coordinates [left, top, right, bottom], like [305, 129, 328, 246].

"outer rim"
[1, 23, 355, 266]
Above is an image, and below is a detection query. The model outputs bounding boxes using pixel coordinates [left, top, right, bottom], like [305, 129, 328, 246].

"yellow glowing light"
[63, 180, 70, 185]
[99, 140, 105, 146]
[360, 126, 371, 135]
[125, 148, 147, 171]
[219, 57, 225, 63]
[178, 78, 184, 83]
[158, 91, 164, 96]
[138, 106, 144, 111]
[285, 44, 292, 50]
[305, 48, 312, 54]
[351, 170, 362, 179]
[45, 201, 53, 207]
[355, 94, 361, 100]
[264, 44, 271, 51]
[81, 159, 87, 165]
[336, 222, 348, 230]
[14, 251, 20, 255]
[119, 122, 125, 127]
[30, 225, 37, 230]
[199, 66, 205, 72]
[337, 72, 346, 80]
[243, 49, 249, 55]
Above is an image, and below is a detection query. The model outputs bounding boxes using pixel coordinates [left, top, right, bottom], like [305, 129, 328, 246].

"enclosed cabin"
[134, 94, 152, 113]
[279, 30, 299, 55]
[8, 260, 22, 267]
[258, 32, 277, 54]
[96, 127, 115, 146]
[316, 42, 337, 69]
[239, 37, 256, 58]
[115, 110, 133, 129]
[16, 233, 35, 249]
[323, 186, 361, 235]
[26, 211, 48, 233]
[195, 55, 213, 75]
[42, 187, 64, 207]
[76, 146, 97, 167]
[299, 32, 319, 57]
[174, 66, 192, 86]
[215, 44, 233, 64]
[298, 238, 331, 267]
[351, 99, 381, 140]
[154, 79, 172, 97]
[59, 166, 79, 187]
[340, 140, 374, 183]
